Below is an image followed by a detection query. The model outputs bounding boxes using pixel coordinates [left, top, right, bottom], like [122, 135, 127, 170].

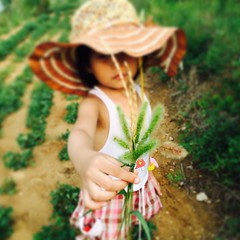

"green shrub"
[33, 219, 76, 240]
[23, 82, 53, 149]
[60, 129, 70, 141]
[58, 144, 69, 161]
[167, 170, 184, 185]
[0, 205, 14, 240]
[33, 184, 80, 240]
[17, 131, 45, 149]
[0, 66, 14, 82]
[26, 82, 53, 131]
[0, 22, 35, 60]
[64, 102, 79, 124]
[14, 42, 33, 62]
[50, 184, 80, 220]
[58, 130, 70, 161]
[180, 89, 240, 187]
[0, 66, 33, 126]
[0, 178, 17, 195]
[131, 0, 240, 77]
[3, 149, 33, 170]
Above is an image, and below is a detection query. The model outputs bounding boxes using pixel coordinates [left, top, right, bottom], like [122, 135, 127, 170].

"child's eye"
[97, 54, 110, 60]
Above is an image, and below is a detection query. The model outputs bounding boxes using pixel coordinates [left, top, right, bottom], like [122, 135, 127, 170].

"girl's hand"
[79, 152, 140, 210]
[149, 171, 162, 196]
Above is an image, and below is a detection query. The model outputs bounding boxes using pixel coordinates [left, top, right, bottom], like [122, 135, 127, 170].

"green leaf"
[114, 137, 129, 150]
[118, 189, 127, 196]
[130, 210, 151, 240]
[135, 101, 148, 144]
[133, 140, 157, 161]
[140, 104, 164, 144]
[116, 106, 131, 142]
[119, 151, 134, 164]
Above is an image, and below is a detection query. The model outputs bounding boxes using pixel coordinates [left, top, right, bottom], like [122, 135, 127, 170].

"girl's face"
[89, 51, 138, 90]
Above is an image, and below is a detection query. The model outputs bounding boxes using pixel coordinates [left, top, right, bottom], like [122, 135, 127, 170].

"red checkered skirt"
[70, 174, 162, 240]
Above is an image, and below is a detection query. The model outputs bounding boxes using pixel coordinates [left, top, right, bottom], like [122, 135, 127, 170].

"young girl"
[29, 0, 186, 239]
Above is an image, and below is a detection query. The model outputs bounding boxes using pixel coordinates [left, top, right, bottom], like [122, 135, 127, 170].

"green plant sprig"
[115, 101, 163, 239]
[115, 103, 164, 165]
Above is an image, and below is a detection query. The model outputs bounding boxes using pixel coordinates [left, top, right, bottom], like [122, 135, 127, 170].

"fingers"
[82, 189, 106, 210]
[92, 171, 128, 192]
[87, 181, 117, 202]
[150, 173, 162, 196]
[99, 155, 140, 184]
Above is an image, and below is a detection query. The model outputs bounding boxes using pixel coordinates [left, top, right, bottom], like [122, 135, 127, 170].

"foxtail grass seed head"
[159, 141, 188, 159]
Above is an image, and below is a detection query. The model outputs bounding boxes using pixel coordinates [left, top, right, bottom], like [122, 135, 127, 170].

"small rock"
[169, 136, 174, 141]
[186, 165, 193, 170]
[169, 168, 174, 172]
[196, 192, 208, 202]
[179, 181, 184, 186]
[189, 186, 195, 191]
[181, 126, 186, 131]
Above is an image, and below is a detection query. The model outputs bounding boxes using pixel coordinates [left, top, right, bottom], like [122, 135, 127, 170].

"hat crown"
[70, 0, 140, 41]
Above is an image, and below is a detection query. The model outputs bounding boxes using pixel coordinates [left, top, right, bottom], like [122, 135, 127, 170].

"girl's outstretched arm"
[68, 96, 139, 210]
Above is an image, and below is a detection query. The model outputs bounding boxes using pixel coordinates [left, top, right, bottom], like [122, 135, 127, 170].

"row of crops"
[0, 9, 83, 239]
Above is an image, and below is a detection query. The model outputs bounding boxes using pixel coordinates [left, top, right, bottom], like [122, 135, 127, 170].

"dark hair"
[75, 46, 141, 89]
[75, 46, 99, 88]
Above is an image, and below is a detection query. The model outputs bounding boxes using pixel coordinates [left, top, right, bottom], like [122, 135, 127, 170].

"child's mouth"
[113, 73, 127, 80]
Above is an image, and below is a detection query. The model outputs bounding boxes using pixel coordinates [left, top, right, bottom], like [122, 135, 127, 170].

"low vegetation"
[64, 102, 79, 124]
[0, 178, 17, 195]
[33, 184, 80, 240]
[0, 66, 33, 127]
[0, 205, 14, 240]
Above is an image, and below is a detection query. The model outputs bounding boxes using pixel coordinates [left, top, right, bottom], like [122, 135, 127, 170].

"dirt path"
[145, 77, 218, 239]
[0, 89, 79, 240]
[0, 73, 219, 240]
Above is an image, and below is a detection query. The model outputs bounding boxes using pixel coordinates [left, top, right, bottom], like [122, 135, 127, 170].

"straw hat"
[29, 0, 186, 96]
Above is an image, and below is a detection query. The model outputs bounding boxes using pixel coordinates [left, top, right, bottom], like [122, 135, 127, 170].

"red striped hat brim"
[29, 24, 186, 96]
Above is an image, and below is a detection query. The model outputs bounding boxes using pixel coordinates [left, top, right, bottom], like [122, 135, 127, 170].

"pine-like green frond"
[119, 151, 134, 164]
[134, 102, 148, 144]
[132, 140, 158, 161]
[139, 104, 164, 144]
[116, 106, 131, 141]
[114, 137, 129, 150]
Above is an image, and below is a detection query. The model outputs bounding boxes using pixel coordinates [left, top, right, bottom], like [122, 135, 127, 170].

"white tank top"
[89, 84, 152, 191]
